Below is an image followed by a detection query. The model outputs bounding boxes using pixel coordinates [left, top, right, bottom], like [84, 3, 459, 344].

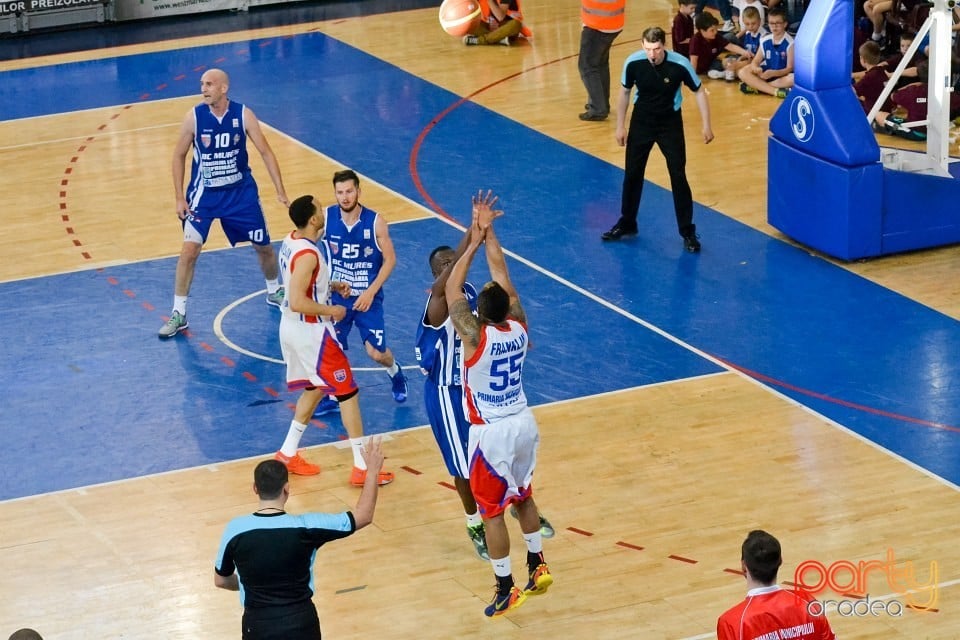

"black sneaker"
[601, 222, 638, 241]
[683, 234, 701, 253]
[578, 111, 607, 121]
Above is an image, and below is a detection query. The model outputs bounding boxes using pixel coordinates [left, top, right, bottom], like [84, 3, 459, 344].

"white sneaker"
[158, 311, 188, 339]
[707, 69, 725, 80]
[266, 288, 284, 308]
[720, 20, 736, 31]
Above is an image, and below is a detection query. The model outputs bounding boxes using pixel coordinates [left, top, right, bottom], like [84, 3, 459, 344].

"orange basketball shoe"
[274, 451, 320, 476]
[349, 466, 395, 487]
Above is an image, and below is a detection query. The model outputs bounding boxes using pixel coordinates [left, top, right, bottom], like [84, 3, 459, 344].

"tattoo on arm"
[448, 299, 481, 348]
[508, 299, 526, 325]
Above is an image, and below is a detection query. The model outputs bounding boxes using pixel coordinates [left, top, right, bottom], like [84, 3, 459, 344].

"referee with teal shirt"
[601, 26, 714, 253]
[215, 439, 385, 639]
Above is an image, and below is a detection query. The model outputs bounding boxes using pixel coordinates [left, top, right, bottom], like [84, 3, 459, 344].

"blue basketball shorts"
[332, 296, 387, 353]
[185, 180, 271, 246]
[424, 379, 471, 478]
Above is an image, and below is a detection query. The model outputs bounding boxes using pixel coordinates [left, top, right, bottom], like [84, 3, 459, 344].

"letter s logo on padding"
[790, 96, 815, 143]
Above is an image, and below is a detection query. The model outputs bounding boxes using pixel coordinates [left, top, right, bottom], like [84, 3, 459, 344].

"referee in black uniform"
[215, 438, 385, 639]
[601, 26, 714, 252]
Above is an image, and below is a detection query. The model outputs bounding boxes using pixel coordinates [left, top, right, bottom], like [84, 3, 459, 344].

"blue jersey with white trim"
[415, 283, 478, 387]
[742, 27, 768, 56]
[759, 33, 793, 71]
[323, 205, 385, 300]
[187, 100, 254, 207]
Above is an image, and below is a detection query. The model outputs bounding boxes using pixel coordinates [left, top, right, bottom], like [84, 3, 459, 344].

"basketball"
[439, 0, 482, 38]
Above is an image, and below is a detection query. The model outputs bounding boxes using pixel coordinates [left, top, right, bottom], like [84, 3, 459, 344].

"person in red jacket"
[717, 530, 836, 640]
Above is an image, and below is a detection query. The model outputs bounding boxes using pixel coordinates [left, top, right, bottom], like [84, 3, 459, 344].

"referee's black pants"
[242, 601, 321, 640]
[619, 114, 695, 239]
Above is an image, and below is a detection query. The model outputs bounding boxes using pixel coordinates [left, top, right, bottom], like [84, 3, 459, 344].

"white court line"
[0, 93, 188, 127]
[676, 577, 960, 640]
[0, 373, 720, 505]
[0, 121, 179, 152]
[211, 288, 383, 371]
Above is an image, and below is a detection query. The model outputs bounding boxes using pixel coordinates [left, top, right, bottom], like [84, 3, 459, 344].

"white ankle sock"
[491, 556, 512, 577]
[350, 438, 366, 468]
[280, 420, 307, 457]
[522, 531, 543, 554]
[173, 295, 187, 315]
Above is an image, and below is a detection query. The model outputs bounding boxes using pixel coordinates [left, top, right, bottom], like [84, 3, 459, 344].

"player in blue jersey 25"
[159, 68, 289, 339]
[312, 169, 408, 416]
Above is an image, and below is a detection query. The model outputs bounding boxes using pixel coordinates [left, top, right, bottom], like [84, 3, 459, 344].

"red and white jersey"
[463, 318, 529, 424]
[278, 231, 332, 325]
[717, 586, 836, 640]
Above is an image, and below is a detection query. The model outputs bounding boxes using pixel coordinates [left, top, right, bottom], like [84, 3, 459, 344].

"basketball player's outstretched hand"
[472, 189, 504, 230]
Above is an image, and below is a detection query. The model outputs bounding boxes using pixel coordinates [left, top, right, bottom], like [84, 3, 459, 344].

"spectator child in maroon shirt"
[672, 0, 698, 57]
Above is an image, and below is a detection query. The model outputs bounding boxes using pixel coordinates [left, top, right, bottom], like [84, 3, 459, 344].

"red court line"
[668, 554, 698, 564]
[567, 527, 593, 537]
[718, 357, 960, 435]
[616, 541, 644, 551]
[407, 37, 641, 220]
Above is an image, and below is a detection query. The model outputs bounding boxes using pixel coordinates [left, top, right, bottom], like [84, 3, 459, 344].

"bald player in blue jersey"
[160, 68, 289, 338]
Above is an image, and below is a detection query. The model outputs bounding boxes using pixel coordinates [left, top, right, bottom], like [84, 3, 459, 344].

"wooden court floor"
[1, 1, 959, 638]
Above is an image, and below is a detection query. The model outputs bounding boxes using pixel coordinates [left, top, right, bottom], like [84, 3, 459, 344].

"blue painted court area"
[0, 220, 719, 501]
[3, 29, 960, 499]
